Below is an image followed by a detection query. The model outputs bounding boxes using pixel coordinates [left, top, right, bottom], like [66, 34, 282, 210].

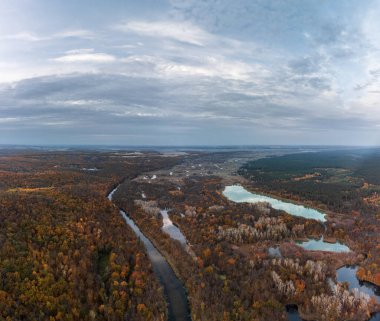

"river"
[107, 183, 379, 320]
[108, 186, 192, 321]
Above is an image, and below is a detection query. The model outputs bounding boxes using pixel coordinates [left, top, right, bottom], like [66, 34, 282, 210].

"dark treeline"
[238, 150, 380, 289]
[238, 150, 380, 214]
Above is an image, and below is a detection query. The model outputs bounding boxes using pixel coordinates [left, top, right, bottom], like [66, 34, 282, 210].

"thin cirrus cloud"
[114, 20, 212, 46]
[120, 54, 263, 81]
[53, 51, 117, 63]
[0, 29, 94, 42]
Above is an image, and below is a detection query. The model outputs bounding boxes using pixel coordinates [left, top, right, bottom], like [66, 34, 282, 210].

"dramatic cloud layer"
[0, 0, 379, 145]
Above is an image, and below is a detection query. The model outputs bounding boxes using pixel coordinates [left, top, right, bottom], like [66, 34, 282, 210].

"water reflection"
[161, 209, 188, 246]
[297, 237, 350, 253]
[287, 266, 380, 320]
[108, 187, 192, 321]
[268, 246, 282, 258]
[286, 305, 302, 321]
[223, 185, 326, 221]
[337, 266, 379, 303]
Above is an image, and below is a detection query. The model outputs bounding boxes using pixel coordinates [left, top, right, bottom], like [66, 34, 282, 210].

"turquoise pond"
[223, 185, 326, 221]
[297, 237, 350, 252]
[224, 185, 351, 253]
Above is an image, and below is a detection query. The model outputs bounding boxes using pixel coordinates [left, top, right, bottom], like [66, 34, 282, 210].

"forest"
[0, 150, 182, 321]
[238, 149, 380, 214]
[239, 149, 380, 289]
[112, 162, 379, 321]
[0, 149, 379, 321]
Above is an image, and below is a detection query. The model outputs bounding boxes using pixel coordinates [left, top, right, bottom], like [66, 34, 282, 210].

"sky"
[0, 0, 379, 146]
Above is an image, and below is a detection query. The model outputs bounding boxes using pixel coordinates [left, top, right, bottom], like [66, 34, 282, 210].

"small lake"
[337, 266, 380, 303]
[286, 305, 302, 321]
[297, 237, 350, 253]
[268, 246, 282, 258]
[161, 209, 188, 247]
[223, 185, 326, 222]
[287, 266, 380, 321]
[160, 210, 196, 260]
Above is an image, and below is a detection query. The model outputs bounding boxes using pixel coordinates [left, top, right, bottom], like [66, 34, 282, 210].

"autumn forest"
[0, 147, 379, 321]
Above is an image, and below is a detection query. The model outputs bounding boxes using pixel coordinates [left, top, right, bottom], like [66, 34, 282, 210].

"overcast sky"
[0, 0, 379, 146]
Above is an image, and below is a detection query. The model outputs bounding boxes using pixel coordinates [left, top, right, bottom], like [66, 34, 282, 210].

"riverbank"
[108, 185, 192, 321]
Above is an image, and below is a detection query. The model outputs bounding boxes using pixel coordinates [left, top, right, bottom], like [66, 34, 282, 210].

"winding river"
[108, 186, 192, 321]
[106, 183, 379, 320]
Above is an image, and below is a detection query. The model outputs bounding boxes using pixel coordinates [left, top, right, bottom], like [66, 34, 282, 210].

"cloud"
[53, 52, 117, 63]
[54, 30, 95, 39]
[0, 32, 46, 42]
[0, 117, 20, 123]
[0, 29, 94, 42]
[115, 20, 212, 46]
[0, 72, 378, 145]
[120, 54, 265, 81]
[1, 1, 380, 145]
[0, 73, 376, 129]
[288, 56, 324, 75]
